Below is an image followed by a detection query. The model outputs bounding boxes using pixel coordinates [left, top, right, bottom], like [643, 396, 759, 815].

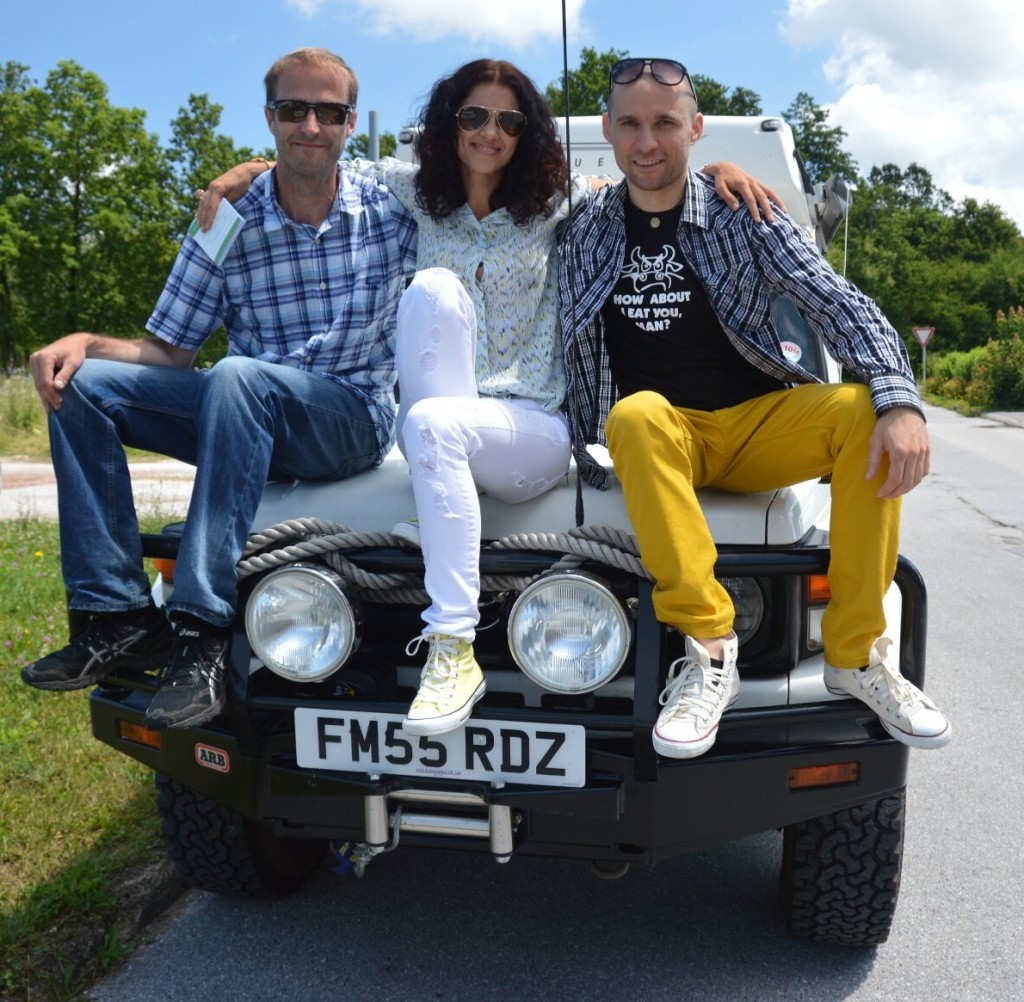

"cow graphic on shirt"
[621, 244, 686, 294]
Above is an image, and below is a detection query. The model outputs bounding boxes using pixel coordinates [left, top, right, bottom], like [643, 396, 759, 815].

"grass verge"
[0, 516, 183, 1001]
[919, 389, 986, 416]
[0, 376, 49, 460]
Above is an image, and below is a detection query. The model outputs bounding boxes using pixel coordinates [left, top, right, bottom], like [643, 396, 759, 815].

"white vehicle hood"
[253, 445, 830, 547]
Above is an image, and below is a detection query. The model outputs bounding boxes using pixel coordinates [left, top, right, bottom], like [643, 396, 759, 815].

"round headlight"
[720, 576, 764, 646]
[508, 571, 630, 693]
[245, 563, 359, 682]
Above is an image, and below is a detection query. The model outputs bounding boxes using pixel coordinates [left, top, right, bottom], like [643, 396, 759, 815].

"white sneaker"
[403, 633, 485, 736]
[391, 516, 420, 547]
[825, 637, 952, 749]
[652, 635, 740, 759]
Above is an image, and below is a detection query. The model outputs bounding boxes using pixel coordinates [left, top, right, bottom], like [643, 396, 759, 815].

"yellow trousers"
[605, 384, 900, 668]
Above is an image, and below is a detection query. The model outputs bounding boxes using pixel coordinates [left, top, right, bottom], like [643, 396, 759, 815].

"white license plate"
[294, 709, 586, 788]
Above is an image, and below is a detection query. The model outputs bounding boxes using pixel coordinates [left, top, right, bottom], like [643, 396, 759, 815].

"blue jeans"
[50, 356, 381, 627]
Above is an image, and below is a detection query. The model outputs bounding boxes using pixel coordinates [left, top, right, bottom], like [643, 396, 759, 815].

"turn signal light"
[789, 761, 859, 789]
[152, 557, 176, 583]
[118, 719, 162, 750]
[806, 575, 832, 604]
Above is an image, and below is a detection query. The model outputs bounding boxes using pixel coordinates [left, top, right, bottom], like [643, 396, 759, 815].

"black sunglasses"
[455, 105, 528, 138]
[266, 99, 355, 126]
[609, 58, 699, 105]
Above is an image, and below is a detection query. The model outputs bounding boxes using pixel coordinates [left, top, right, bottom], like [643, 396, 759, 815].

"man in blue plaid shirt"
[23, 48, 416, 729]
[559, 57, 950, 760]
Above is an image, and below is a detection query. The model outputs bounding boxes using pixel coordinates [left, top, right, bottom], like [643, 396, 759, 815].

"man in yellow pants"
[559, 57, 951, 759]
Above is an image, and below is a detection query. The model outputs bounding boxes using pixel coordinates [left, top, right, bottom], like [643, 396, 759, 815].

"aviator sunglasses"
[266, 99, 355, 126]
[455, 105, 528, 138]
[609, 58, 699, 105]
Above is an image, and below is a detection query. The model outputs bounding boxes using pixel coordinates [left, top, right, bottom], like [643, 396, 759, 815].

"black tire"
[780, 790, 905, 946]
[155, 774, 326, 897]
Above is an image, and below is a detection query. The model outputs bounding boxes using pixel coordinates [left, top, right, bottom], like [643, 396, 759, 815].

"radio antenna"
[560, 0, 586, 527]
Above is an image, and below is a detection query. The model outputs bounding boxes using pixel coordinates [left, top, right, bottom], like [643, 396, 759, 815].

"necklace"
[628, 196, 684, 231]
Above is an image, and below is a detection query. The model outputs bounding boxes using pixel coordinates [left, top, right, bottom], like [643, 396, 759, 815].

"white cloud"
[782, 0, 1024, 227]
[284, 0, 584, 47]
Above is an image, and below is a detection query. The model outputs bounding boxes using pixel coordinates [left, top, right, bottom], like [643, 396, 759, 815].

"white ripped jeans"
[396, 268, 571, 641]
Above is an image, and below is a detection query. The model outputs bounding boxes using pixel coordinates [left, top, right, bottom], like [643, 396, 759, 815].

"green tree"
[0, 62, 40, 370]
[783, 91, 858, 183]
[167, 93, 264, 238]
[690, 75, 762, 116]
[865, 163, 953, 214]
[949, 198, 1022, 263]
[345, 130, 397, 160]
[545, 46, 627, 116]
[836, 162, 1024, 355]
[544, 49, 763, 119]
[1, 61, 175, 364]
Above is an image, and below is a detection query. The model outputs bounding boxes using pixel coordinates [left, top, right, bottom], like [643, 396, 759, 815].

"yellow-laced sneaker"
[403, 633, 485, 736]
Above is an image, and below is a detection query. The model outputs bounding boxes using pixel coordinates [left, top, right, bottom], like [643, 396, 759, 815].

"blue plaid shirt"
[559, 172, 921, 488]
[148, 168, 417, 461]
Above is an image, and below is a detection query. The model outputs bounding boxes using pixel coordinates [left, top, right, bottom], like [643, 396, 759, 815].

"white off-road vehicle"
[88, 116, 923, 946]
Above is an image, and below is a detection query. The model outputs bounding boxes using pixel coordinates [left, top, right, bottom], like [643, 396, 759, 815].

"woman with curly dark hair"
[413, 58, 569, 225]
[200, 56, 772, 737]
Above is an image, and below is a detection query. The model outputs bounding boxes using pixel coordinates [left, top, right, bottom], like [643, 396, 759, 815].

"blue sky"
[4, 0, 1023, 226]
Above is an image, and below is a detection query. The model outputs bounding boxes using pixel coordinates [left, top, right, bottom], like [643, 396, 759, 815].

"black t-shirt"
[600, 198, 783, 410]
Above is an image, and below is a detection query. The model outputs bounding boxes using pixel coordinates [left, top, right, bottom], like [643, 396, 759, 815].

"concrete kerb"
[983, 411, 1024, 429]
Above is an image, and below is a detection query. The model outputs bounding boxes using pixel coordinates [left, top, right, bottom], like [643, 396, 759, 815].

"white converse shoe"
[825, 637, 951, 749]
[652, 635, 740, 759]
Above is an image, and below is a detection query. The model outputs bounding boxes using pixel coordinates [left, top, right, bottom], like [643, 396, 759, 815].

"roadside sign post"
[912, 326, 935, 383]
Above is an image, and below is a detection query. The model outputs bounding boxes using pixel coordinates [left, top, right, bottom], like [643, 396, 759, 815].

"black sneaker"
[21, 610, 174, 692]
[143, 622, 229, 731]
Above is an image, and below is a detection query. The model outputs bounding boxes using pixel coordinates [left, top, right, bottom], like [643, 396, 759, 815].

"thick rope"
[235, 517, 651, 603]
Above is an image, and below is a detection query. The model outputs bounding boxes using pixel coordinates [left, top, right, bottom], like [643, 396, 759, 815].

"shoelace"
[859, 657, 922, 716]
[162, 634, 221, 686]
[73, 618, 142, 661]
[659, 656, 729, 724]
[405, 634, 463, 697]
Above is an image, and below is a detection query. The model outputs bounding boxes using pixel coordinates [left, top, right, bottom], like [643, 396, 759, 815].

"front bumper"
[92, 681, 909, 864]
[91, 548, 923, 864]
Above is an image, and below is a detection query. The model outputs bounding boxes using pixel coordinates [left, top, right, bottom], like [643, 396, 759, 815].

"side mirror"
[812, 175, 851, 252]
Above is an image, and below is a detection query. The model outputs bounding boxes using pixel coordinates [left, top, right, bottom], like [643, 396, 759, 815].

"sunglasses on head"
[609, 58, 698, 105]
[455, 105, 528, 138]
[266, 99, 355, 126]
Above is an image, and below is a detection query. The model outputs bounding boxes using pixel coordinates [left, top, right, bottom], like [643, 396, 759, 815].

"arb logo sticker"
[195, 743, 230, 773]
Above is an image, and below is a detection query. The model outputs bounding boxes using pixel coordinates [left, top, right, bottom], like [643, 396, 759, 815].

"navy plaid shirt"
[148, 168, 418, 461]
[558, 172, 921, 488]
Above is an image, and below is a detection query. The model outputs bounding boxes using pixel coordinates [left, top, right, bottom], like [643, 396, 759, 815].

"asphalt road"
[71, 405, 1024, 1000]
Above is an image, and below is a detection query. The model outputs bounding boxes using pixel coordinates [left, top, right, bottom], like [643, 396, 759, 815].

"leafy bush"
[925, 311, 1024, 410]
[927, 346, 987, 385]
[970, 333, 1024, 409]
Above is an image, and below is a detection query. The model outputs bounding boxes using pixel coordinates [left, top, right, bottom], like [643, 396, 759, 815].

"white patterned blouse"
[346, 157, 592, 413]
